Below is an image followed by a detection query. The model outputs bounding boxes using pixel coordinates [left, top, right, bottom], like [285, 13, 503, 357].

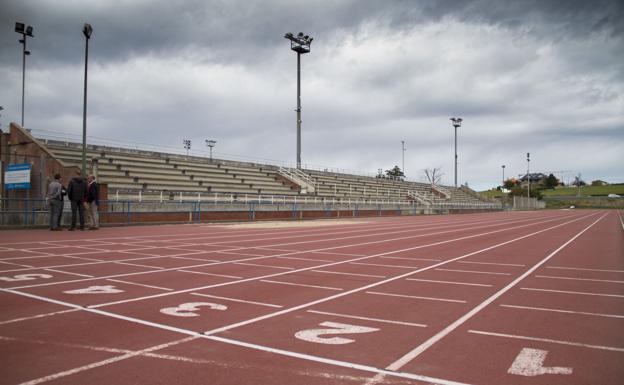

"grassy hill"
[480, 183, 624, 198]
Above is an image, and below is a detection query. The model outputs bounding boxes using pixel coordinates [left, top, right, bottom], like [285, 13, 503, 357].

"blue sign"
[5, 163, 32, 190]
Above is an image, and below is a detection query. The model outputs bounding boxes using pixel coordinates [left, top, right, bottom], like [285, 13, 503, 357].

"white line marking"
[233, 262, 295, 270]
[458, 261, 525, 267]
[468, 329, 624, 352]
[170, 256, 221, 263]
[276, 256, 336, 263]
[546, 266, 624, 273]
[520, 287, 624, 298]
[435, 268, 511, 276]
[311, 270, 386, 278]
[307, 310, 427, 327]
[190, 292, 283, 308]
[106, 279, 174, 291]
[176, 270, 243, 279]
[113, 261, 165, 270]
[382, 212, 607, 372]
[0, 309, 79, 325]
[381, 256, 442, 262]
[260, 279, 343, 291]
[508, 348, 573, 376]
[349, 262, 419, 269]
[535, 275, 624, 283]
[405, 278, 492, 287]
[500, 304, 624, 319]
[43, 268, 94, 278]
[0, 260, 35, 268]
[366, 291, 466, 303]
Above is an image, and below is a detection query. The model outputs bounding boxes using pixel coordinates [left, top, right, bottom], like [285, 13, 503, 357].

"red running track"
[0, 209, 622, 385]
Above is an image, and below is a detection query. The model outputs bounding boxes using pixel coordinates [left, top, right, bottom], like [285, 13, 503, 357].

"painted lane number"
[160, 302, 227, 317]
[0, 274, 53, 282]
[508, 348, 573, 377]
[63, 285, 125, 294]
[295, 321, 380, 345]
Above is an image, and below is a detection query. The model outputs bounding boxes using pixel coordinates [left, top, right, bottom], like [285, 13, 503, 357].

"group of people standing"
[47, 171, 100, 231]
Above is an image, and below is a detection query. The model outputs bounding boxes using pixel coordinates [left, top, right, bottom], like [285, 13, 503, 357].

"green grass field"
[480, 183, 624, 198]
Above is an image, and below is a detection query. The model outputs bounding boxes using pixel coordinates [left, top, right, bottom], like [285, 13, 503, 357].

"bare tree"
[423, 167, 443, 186]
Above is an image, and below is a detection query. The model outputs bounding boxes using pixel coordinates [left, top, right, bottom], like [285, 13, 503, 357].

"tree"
[423, 167, 443, 186]
[545, 174, 559, 189]
[503, 178, 519, 189]
[385, 165, 405, 180]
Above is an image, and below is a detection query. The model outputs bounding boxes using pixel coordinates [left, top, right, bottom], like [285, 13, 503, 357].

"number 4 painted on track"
[508, 348, 573, 377]
[295, 321, 380, 345]
[63, 285, 124, 294]
[0, 274, 52, 282]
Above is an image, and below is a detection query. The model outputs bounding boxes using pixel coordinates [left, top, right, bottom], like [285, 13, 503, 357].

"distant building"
[519, 173, 548, 188]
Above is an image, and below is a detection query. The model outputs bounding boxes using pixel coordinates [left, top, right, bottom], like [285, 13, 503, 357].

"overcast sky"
[1, 0, 622, 190]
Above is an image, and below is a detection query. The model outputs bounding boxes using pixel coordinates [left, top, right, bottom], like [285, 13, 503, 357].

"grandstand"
[40, 138, 496, 208]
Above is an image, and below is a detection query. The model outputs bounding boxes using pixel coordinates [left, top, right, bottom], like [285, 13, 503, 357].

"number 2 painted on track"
[295, 321, 380, 345]
[160, 302, 227, 317]
[0, 274, 52, 282]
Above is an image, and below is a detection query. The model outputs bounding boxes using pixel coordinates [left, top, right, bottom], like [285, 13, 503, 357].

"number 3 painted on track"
[160, 302, 227, 317]
[295, 321, 380, 345]
[0, 274, 52, 282]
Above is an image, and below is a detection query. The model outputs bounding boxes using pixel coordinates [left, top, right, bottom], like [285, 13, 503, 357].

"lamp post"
[205, 139, 216, 161]
[450, 117, 463, 187]
[15, 22, 34, 128]
[81, 23, 93, 177]
[401, 140, 406, 176]
[183, 139, 191, 156]
[501, 164, 506, 187]
[284, 32, 313, 170]
[526, 152, 531, 198]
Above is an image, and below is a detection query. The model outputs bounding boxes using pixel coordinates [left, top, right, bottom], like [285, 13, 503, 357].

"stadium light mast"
[501, 164, 506, 187]
[15, 22, 34, 128]
[526, 152, 531, 198]
[401, 140, 406, 176]
[284, 32, 313, 170]
[205, 139, 216, 161]
[183, 139, 191, 156]
[450, 117, 463, 187]
[81, 23, 93, 177]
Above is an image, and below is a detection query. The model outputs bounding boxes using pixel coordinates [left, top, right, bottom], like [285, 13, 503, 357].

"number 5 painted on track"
[160, 302, 227, 317]
[0, 274, 52, 282]
[508, 348, 573, 377]
[295, 321, 380, 345]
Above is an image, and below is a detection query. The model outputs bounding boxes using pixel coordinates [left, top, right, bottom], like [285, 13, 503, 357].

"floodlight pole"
[285, 32, 312, 170]
[82, 23, 93, 177]
[15, 22, 34, 128]
[205, 139, 216, 161]
[501, 164, 506, 187]
[401, 140, 406, 176]
[527, 152, 530, 198]
[450, 117, 463, 188]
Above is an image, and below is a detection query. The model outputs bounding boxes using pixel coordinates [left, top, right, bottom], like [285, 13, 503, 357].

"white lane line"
[349, 262, 420, 269]
[381, 256, 442, 262]
[546, 266, 624, 273]
[458, 261, 525, 267]
[366, 291, 466, 304]
[535, 275, 624, 284]
[0, 260, 35, 268]
[276, 256, 336, 263]
[520, 287, 624, 298]
[307, 310, 427, 328]
[260, 280, 343, 291]
[382, 212, 607, 372]
[500, 304, 624, 319]
[43, 268, 94, 278]
[468, 330, 624, 352]
[405, 278, 492, 287]
[106, 279, 174, 291]
[170, 256, 221, 263]
[233, 262, 295, 270]
[190, 292, 283, 308]
[176, 270, 243, 279]
[113, 261, 165, 270]
[311, 270, 386, 278]
[0, 309, 79, 325]
[435, 268, 511, 276]
[310, 250, 368, 258]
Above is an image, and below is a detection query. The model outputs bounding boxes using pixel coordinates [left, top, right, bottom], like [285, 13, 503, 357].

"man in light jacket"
[47, 173, 63, 231]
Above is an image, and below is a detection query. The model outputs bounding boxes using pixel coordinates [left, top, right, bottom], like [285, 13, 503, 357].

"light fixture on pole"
[183, 139, 191, 156]
[450, 117, 463, 188]
[15, 22, 34, 128]
[81, 23, 93, 177]
[284, 32, 313, 170]
[526, 152, 531, 198]
[205, 139, 216, 161]
[501, 164, 506, 187]
[401, 140, 406, 176]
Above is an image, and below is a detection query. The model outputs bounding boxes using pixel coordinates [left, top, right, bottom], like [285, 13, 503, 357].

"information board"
[5, 163, 31, 190]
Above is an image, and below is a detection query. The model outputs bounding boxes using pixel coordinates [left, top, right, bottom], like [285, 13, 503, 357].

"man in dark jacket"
[67, 171, 87, 230]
